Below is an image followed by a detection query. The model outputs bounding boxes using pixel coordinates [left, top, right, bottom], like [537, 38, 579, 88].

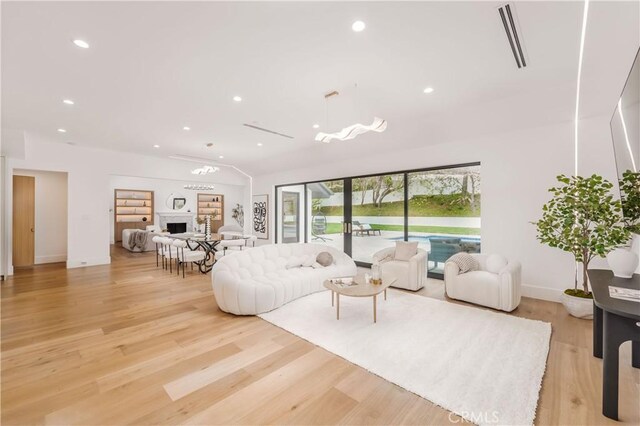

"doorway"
[12, 175, 35, 267]
[282, 191, 301, 243]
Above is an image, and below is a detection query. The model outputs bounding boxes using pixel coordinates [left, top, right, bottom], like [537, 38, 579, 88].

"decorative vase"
[607, 248, 639, 278]
[205, 215, 211, 239]
[371, 262, 381, 285]
[561, 292, 593, 319]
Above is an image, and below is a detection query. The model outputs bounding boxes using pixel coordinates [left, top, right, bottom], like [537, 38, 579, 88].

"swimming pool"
[388, 235, 481, 243]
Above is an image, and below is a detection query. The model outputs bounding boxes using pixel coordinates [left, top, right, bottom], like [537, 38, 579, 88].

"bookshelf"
[114, 189, 154, 242]
[197, 193, 224, 233]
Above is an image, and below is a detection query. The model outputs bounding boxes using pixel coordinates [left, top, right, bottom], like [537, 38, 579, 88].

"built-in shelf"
[114, 189, 154, 242]
[197, 193, 223, 232]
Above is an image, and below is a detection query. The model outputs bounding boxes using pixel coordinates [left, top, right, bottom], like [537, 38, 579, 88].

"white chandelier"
[315, 117, 387, 143]
[183, 184, 215, 191]
[191, 165, 219, 175]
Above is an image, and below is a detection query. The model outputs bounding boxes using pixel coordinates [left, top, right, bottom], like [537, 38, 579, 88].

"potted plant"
[534, 174, 629, 318]
[607, 171, 640, 277]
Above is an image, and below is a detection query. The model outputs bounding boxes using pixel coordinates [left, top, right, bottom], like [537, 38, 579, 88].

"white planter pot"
[607, 248, 639, 278]
[561, 293, 593, 319]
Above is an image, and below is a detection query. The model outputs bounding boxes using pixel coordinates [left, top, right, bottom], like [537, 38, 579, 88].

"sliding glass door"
[351, 174, 405, 264]
[275, 162, 481, 278]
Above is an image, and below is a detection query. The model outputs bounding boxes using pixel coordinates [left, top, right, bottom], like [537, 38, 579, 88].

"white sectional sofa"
[211, 243, 357, 315]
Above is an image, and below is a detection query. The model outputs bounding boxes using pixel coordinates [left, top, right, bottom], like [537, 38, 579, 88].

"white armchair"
[444, 253, 521, 312]
[372, 247, 428, 291]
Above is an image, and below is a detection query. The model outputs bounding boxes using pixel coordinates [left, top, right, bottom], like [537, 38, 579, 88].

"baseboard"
[521, 284, 562, 303]
[35, 254, 67, 264]
[67, 256, 111, 269]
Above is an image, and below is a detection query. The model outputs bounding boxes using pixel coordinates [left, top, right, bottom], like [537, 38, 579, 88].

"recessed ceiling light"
[57, 128, 67, 133]
[153, 144, 160, 148]
[257, 143, 263, 146]
[423, 87, 434, 94]
[183, 126, 190, 131]
[313, 124, 320, 129]
[73, 39, 90, 49]
[219, 155, 224, 159]
[63, 99, 74, 105]
[206, 143, 214, 147]
[352, 21, 366, 32]
[233, 96, 242, 102]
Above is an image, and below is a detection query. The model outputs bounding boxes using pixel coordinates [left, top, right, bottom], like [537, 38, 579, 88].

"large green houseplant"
[534, 174, 629, 318]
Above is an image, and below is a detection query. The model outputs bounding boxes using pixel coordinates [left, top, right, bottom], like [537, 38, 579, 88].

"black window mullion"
[404, 172, 409, 241]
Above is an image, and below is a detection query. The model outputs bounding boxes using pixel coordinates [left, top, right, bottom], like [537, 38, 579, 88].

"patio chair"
[311, 214, 332, 242]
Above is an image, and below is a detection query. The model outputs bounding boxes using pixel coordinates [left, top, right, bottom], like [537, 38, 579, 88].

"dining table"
[170, 232, 221, 274]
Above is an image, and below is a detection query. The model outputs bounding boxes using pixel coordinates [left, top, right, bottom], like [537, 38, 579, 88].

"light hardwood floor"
[1, 246, 639, 425]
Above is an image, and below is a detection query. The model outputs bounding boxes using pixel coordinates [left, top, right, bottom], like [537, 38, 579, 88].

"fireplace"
[167, 222, 187, 234]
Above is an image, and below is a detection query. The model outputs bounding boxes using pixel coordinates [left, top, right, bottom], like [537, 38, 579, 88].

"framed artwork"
[173, 197, 186, 210]
[252, 194, 269, 239]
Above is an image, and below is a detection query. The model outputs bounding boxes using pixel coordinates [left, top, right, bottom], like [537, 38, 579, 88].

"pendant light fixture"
[314, 85, 387, 143]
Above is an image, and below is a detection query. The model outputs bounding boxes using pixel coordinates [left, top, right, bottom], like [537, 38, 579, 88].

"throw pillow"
[486, 254, 508, 274]
[316, 252, 334, 267]
[395, 241, 419, 261]
[447, 252, 479, 273]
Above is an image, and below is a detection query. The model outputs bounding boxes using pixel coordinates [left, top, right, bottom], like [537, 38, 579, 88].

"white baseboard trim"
[521, 284, 562, 303]
[35, 254, 67, 264]
[67, 256, 111, 269]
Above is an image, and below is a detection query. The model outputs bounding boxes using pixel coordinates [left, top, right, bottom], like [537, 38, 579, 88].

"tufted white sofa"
[211, 243, 357, 315]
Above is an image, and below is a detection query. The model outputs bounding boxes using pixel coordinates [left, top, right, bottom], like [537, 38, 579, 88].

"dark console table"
[588, 269, 640, 420]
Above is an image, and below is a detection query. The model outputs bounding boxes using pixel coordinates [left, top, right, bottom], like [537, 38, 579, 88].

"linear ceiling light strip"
[618, 99, 637, 172]
[574, 0, 590, 176]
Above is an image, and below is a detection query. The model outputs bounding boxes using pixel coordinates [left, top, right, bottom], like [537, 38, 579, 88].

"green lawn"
[319, 194, 480, 217]
[322, 223, 480, 236]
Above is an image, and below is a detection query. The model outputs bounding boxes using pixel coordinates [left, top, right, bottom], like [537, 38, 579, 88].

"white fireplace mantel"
[156, 212, 196, 232]
[157, 212, 196, 217]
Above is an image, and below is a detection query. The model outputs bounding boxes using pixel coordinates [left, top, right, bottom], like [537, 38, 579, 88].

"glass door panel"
[306, 180, 345, 253]
[276, 185, 305, 243]
[408, 166, 481, 277]
[351, 174, 405, 264]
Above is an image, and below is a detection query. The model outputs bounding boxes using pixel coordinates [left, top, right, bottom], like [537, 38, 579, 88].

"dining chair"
[172, 239, 206, 278]
[161, 237, 178, 273]
[152, 236, 164, 268]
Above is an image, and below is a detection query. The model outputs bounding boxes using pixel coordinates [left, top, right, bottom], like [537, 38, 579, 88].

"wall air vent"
[242, 123, 294, 139]
[498, 3, 528, 69]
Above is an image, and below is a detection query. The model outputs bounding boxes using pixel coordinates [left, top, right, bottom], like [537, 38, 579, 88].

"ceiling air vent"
[498, 3, 528, 68]
[242, 123, 294, 139]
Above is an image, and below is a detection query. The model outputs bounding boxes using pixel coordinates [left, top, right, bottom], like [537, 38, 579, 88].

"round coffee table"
[323, 276, 395, 323]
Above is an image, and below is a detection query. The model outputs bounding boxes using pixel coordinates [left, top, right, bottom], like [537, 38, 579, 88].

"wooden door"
[13, 175, 35, 267]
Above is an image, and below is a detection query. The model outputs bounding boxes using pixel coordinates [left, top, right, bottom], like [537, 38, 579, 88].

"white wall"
[4, 133, 249, 273]
[253, 114, 619, 301]
[13, 169, 68, 264]
[108, 175, 245, 242]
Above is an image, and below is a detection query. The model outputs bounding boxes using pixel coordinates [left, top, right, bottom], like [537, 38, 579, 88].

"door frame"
[274, 161, 481, 275]
[281, 191, 301, 243]
[12, 175, 36, 267]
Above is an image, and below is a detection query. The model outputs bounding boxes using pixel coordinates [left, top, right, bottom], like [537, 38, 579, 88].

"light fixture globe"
[352, 21, 366, 32]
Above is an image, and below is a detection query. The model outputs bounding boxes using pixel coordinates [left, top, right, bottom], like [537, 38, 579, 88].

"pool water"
[388, 235, 481, 243]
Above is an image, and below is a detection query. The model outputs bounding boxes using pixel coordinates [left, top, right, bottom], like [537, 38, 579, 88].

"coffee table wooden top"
[323, 276, 395, 297]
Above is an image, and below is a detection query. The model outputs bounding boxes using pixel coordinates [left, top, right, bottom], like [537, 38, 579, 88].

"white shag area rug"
[259, 289, 551, 426]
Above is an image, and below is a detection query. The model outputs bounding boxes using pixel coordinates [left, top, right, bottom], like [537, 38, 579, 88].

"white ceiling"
[2, 1, 639, 175]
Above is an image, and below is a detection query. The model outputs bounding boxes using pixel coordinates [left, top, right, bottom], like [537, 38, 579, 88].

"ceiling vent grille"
[243, 123, 294, 139]
[498, 3, 528, 68]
